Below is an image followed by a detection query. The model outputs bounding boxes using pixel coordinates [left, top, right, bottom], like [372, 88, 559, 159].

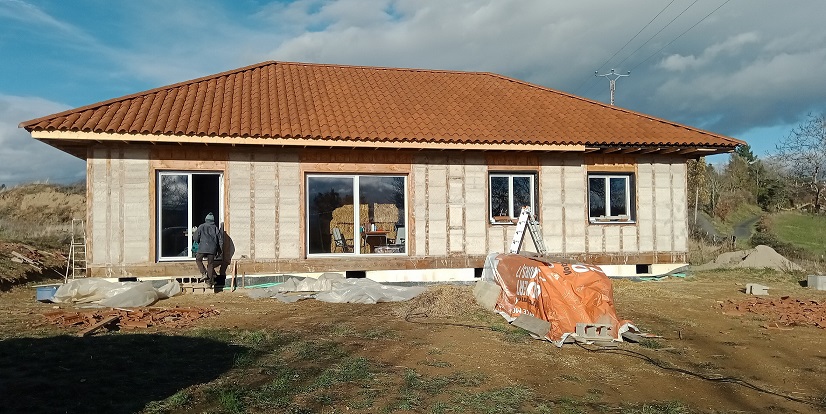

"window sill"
[589, 217, 635, 224]
[490, 216, 517, 225]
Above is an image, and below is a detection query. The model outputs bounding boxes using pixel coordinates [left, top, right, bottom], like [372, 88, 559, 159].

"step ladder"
[65, 219, 88, 282]
[509, 207, 548, 255]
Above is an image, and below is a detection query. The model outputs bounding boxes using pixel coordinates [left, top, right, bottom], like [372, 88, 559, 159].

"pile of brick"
[720, 296, 826, 329]
[42, 306, 219, 336]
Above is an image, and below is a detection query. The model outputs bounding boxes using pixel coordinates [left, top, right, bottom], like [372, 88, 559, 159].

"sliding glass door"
[307, 175, 406, 255]
[157, 171, 223, 260]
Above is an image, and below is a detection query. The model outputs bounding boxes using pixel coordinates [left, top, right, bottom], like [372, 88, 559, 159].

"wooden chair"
[332, 227, 353, 253]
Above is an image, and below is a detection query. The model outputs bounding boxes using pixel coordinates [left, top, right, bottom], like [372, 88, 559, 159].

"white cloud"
[660, 32, 760, 71]
[0, 95, 85, 185]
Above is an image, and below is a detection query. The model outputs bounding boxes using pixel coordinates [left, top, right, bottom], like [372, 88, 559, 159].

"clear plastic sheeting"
[247, 273, 427, 304]
[52, 279, 182, 308]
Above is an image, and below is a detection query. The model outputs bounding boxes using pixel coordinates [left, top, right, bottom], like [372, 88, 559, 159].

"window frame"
[156, 170, 224, 261]
[489, 172, 537, 224]
[306, 174, 408, 256]
[588, 173, 635, 223]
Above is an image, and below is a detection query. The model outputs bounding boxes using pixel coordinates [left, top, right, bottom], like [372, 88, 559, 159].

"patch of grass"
[142, 389, 191, 414]
[559, 374, 580, 382]
[217, 389, 245, 414]
[293, 339, 348, 361]
[621, 400, 690, 414]
[311, 356, 372, 389]
[489, 324, 529, 343]
[772, 211, 826, 256]
[418, 358, 452, 368]
[402, 369, 485, 395]
[250, 364, 301, 409]
[453, 385, 534, 414]
[639, 339, 665, 349]
[232, 350, 256, 368]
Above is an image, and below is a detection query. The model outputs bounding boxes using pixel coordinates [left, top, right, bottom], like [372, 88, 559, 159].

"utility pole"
[595, 69, 630, 106]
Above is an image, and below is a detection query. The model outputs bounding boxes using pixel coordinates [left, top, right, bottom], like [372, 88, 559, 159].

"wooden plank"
[77, 315, 119, 337]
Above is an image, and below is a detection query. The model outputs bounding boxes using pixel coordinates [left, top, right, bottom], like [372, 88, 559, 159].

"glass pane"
[609, 177, 628, 216]
[192, 174, 220, 227]
[160, 174, 189, 257]
[360, 176, 405, 254]
[490, 176, 509, 218]
[308, 176, 354, 254]
[588, 177, 606, 218]
[512, 176, 532, 216]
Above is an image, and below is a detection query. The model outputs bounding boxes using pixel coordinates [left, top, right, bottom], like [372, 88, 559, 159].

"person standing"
[194, 212, 223, 287]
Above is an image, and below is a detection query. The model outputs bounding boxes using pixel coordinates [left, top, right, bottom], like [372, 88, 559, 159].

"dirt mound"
[693, 245, 804, 272]
[0, 183, 85, 224]
[0, 184, 85, 288]
[393, 284, 482, 318]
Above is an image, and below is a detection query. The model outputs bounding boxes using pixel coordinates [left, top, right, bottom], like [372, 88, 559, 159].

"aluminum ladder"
[65, 219, 88, 282]
[509, 207, 548, 255]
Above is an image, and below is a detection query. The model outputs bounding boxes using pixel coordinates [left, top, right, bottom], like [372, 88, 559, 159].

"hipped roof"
[21, 60, 742, 156]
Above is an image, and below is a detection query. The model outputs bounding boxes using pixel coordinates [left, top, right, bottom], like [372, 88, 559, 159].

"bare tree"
[775, 113, 826, 212]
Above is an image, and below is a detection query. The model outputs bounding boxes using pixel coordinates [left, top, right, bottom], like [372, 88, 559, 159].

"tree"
[686, 158, 710, 223]
[775, 113, 826, 212]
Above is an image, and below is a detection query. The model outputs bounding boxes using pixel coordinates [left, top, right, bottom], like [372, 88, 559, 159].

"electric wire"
[402, 313, 823, 408]
[580, 0, 703, 98]
[629, 0, 732, 72]
[573, 0, 677, 95]
[574, 342, 822, 408]
[611, 0, 701, 71]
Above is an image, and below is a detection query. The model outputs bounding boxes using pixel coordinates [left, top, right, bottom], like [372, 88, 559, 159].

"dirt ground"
[2, 270, 826, 413]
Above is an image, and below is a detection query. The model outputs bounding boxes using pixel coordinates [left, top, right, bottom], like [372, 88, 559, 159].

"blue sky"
[2, 0, 825, 184]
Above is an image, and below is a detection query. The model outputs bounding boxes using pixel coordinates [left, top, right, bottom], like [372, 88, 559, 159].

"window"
[157, 171, 223, 260]
[489, 173, 536, 223]
[588, 174, 634, 222]
[307, 175, 407, 255]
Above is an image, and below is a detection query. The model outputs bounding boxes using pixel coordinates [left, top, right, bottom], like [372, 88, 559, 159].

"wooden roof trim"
[31, 130, 586, 152]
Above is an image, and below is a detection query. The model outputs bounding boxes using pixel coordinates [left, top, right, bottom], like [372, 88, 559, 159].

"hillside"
[0, 183, 86, 289]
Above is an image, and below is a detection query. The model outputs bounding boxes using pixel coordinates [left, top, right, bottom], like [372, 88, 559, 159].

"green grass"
[711, 202, 762, 236]
[122, 328, 712, 414]
[772, 211, 826, 256]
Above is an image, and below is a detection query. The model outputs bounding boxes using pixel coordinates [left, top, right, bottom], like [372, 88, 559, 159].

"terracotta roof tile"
[20, 61, 743, 149]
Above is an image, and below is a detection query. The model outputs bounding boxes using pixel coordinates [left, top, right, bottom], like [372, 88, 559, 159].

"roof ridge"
[482, 72, 742, 146]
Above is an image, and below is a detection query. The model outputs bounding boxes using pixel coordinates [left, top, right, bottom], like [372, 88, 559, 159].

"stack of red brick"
[720, 296, 826, 329]
[43, 306, 219, 336]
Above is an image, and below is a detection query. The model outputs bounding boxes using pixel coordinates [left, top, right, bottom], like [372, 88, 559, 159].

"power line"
[629, 0, 732, 72]
[612, 0, 701, 70]
[574, 0, 677, 95]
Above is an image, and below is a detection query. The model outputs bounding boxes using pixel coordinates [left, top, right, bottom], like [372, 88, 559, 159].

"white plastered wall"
[88, 147, 151, 271]
[226, 149, 301, 261]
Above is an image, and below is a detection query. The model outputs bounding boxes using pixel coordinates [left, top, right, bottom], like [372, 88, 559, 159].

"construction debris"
[745, 283, 770, 295]
[808, 275, 826, 291]
[720, 297, 826, 329]
[694, 245, 804, 272]
[43, 306, 219, 336]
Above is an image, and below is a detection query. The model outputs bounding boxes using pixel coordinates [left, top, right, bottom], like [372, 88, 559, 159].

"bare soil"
[3, 269, 826, 413]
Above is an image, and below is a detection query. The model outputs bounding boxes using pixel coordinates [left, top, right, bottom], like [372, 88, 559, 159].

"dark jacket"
[194, 222, 223, 255]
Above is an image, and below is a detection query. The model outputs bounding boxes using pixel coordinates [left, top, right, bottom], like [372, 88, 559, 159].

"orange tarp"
[485, 253, 634, 345]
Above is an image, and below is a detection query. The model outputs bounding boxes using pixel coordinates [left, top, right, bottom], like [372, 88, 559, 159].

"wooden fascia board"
[30, 130, 586, 152]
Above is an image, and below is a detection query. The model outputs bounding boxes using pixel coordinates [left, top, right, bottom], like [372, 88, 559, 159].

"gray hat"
[205, 212, 214, 222]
